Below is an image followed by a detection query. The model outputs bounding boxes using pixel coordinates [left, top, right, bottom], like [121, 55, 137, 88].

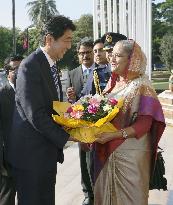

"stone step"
[158, 90, 173, 105]
[162, 108, 173, 121]
[161, 103, 173, 110]
[158, 90, 173, 126]
[165, 118, 173, 127]
[159, 97, 173, 105]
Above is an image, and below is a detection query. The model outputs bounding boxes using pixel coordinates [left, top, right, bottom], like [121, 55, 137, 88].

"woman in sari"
[93, 40, 165, 205]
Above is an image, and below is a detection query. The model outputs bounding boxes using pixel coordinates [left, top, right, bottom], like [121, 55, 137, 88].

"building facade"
[93, 0, 152, 77]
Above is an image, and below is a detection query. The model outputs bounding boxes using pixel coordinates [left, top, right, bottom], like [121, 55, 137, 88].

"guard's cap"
[101, 32, 127, 50]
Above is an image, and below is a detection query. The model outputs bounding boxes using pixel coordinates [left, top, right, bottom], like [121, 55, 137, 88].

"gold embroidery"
[93, 70, 102, 95]
[106, 34, 113, 43]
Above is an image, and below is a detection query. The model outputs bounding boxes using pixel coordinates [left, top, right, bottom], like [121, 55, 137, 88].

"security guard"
[82, 38, 111, 95]
[101, 32, 127, 63]
[92, 38, 111, 94]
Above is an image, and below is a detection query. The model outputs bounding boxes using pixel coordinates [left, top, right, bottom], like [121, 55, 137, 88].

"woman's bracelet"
[120, 129, 128, 139]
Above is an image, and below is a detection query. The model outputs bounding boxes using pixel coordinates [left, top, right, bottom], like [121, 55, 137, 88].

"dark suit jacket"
[7, 48, 69, 172]
[0, 82, 15, 170]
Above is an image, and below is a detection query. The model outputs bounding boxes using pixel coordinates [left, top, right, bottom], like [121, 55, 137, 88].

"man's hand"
[66, 87, 76, 101]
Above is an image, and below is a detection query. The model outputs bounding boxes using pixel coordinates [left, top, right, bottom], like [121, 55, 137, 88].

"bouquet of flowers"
[53, 94, 123, 143]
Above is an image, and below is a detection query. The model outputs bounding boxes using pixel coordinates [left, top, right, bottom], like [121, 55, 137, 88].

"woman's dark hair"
[40, 15, 76, 46]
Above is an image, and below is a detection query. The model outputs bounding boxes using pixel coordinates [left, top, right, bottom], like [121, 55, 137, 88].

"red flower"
[108, 98, 118, 106]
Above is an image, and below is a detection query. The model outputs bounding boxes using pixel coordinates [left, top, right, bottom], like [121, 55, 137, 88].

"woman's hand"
[95, 132, 117, 144]
[95, 127, 136, 144]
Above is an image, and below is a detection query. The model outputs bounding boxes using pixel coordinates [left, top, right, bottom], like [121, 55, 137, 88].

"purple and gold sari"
[93, 41, 165, 205]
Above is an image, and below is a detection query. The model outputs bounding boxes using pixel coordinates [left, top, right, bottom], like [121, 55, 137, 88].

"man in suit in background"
[0, 55, 23, 205]
[66, 37, 95, 205]
[7, 15, 76, 205]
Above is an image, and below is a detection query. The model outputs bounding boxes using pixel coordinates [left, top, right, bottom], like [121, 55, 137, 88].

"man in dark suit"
[66, 37, 95, 205]
[7, 15, 76, 205]
[0, 55, 23, 205]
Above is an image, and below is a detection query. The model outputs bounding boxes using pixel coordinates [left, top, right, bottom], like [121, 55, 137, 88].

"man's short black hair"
[10, 54, 24, 61]
[93, 38, 104, 47]
[3, 55, 23, 75]
[41, 15, 76, 46]
[76, 37, 93, 51]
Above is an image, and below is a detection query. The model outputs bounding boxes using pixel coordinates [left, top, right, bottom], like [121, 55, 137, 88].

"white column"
[122, 0, 127, 36]
[100, 0, 106, 35]
[131, 0, 136, 39]
[107, 0, 112, 31]
[142, 0, 147, 54]
[113, 0, 118, 32]
[135, 0, 142, 45]
[93, 0, 99, 40]
[127, 0, 132, 37]
[147, 0, 152, 79]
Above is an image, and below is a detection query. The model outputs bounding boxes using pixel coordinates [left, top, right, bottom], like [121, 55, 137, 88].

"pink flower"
[89, 98, 100, 108]
[67, 106, 73, 113]
[108, 98, 118, 106]
[70, 110, 83, 119]
[88, 105, 98, 114]
[64, 113, 70, 118]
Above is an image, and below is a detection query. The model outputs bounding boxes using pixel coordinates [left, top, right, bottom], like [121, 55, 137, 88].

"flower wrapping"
[52, 95, 123, 143]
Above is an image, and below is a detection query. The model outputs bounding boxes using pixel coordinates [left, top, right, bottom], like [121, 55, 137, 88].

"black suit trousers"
[0, 174, 16, 205]
[11, 167, 57, 205]
[79, 145, 94, 199]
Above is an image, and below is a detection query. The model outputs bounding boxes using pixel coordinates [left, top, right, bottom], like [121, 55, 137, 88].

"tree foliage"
[159, 0, 173, 27]
[26, 0, 59, 28]
[0, 27, 13, 67]
[152, 0, 173, 65]
[160, 32, 173, 73]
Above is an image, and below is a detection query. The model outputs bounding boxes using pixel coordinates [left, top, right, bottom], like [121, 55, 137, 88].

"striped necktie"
[50, 64, 61, 100]
[83, 68, 91, 84]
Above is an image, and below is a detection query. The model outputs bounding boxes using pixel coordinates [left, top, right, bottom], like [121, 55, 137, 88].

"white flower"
[93, 94, 104, 102]
[103, 104, 112, 112]
[80, 95, 92, 103]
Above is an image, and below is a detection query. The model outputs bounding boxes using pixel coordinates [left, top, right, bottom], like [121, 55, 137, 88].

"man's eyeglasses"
[78, 51, 93, 56]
